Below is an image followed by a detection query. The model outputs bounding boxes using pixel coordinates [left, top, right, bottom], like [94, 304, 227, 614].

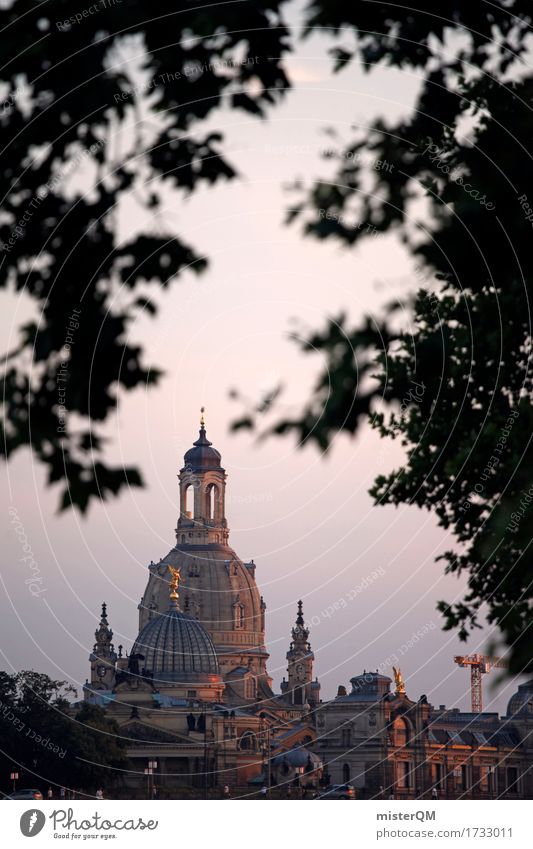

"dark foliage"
[237, 1, 533, 674]
[0, 670, 129, 794]
[0, 0, 290, 511]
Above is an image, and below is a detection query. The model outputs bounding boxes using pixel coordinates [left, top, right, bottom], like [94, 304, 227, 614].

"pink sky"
[1, 23, 522, 715]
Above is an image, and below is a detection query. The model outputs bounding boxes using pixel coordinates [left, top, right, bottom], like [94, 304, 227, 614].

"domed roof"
[183, 426, 223, 472]
[139, 547, 267, 669]
[132, 602, 219, 682]
[336, 671, 392, 702]
[272, 747, 322, 769]
[506, 679, 533, 717]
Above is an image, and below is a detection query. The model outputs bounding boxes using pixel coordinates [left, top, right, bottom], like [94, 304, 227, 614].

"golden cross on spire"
[168, 565, 181, 603]
[200, 406, 205, 427]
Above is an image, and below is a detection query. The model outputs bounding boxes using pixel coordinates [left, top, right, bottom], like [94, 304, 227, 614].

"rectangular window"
[187, 690, 197, 698]
[507, 767, 518, 793]
[431, 762, 443, 786]
[461, 765, 469, 790]
[397, 762, 411, 788]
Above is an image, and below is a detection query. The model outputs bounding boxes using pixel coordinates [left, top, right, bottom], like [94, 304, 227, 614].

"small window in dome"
[234, 603, 245, 630]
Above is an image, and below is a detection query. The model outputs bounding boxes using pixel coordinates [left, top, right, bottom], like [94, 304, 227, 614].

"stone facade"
[315, 672, 533, 799]
[82, 417, 533, 799]
[82, 419, 319, 796]
[138, 421, 269, 692]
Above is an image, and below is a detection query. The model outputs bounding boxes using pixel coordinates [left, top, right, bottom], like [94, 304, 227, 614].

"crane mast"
[453, 654, 508, 712]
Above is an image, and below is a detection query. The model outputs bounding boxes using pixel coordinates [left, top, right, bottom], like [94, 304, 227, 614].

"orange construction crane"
[453, 654, 508, 712]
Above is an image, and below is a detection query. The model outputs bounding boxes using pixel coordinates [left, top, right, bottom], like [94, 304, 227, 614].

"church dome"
[337, 671, 392, 702]
[506, 679, 533, 717]
[132, 603, 219, 682]
[183, 425, 223, 472]
[272, 747, 322, 769]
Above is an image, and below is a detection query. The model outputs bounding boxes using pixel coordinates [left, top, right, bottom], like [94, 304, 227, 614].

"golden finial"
[200, 406, 205, 427]
[168, 565, 181, 603]
[392, 666, 406, 695]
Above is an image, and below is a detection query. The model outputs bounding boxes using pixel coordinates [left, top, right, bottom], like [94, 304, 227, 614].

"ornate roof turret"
[281, 600, 319, 707]
[94, 601, 114, 656]
[177, 411, 229, 545]
[291, 600, 310, 649]
[89, 602, 117, 691]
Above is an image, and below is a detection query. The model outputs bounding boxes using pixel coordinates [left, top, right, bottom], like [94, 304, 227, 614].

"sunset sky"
[1, 12, 521, 716]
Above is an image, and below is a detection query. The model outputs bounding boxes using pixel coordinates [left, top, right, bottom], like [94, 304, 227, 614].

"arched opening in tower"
[206, 483, 220, 522]
[184, 484, 194, 518]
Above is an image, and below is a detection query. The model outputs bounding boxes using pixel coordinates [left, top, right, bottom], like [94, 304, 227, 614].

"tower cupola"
[281, 600, 320, 707]
[177, 409, 228, 546]
[89, 602, 117, 690]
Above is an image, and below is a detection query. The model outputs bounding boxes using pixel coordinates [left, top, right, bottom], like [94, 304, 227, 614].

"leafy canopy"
[235, 1, 533, 675]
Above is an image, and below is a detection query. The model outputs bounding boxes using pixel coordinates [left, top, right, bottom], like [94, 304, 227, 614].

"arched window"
[184, 485, 194, 517]
[206, 484, 219, 521]
[239, 731, 256, 751]
[342, 763, 350, 783]
[392, 717, 409, 748]
[233, 602, 245, 630]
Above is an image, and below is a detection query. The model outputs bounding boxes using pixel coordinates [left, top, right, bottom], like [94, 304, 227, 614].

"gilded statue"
[168, 565, 181, 602]
[392, 666, 406, 695]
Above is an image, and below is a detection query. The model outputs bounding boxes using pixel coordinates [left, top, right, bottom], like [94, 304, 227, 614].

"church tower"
[138, 412, 271, 699]
[89, 603, 117, 690]
[281, 601, 320, 707]
[176, 408, 229, 547]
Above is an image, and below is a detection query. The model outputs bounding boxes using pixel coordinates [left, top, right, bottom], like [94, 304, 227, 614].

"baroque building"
[137, 414, 269, 698]
[315, 670, 533, 799]
[83, 416, 320, 795]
